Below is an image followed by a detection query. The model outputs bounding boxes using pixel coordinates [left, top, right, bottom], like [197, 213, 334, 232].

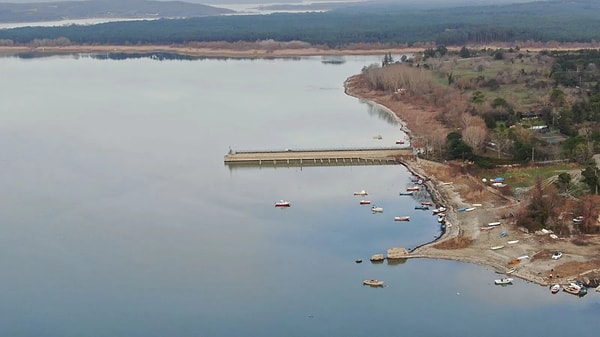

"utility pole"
[594, 166, 598, 194]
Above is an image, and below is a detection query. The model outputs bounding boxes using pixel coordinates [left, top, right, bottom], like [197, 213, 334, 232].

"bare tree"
[462, 125, 488, 152]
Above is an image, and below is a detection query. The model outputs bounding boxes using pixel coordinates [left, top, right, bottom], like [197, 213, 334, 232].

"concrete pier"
[224, 147, 414, 167]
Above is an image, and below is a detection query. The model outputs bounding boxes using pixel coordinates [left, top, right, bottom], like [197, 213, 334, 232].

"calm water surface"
[0, 55, 597, 336]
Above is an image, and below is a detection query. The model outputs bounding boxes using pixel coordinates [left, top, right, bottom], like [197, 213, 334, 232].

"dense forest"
[0, 0, 599, 47]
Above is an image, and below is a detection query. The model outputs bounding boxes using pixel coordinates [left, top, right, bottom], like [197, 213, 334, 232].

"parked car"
[552, 251, 563, 260]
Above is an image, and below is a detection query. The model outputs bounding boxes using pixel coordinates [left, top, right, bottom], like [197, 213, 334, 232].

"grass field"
[488, 162, 582, 188]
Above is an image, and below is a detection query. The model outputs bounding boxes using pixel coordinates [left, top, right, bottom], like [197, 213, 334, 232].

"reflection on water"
[365, 99, 401, 126]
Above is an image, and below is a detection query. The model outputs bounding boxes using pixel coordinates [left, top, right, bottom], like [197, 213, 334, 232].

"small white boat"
[432, 207, 447, 215]
[394, 216, 410, 221]
[480, 226, 496, 231]
[507, 240, 519, 244]
[464, 207, 476, 212]
[354, 190, 368, 196]
[488, 222, 501, 227]
[551, 284, 561, 294]
[373, 135, 382, 140]
[275, 200, 291, 207]
[506, 268, 516, 275]
[363, 279, 384, 287]
[494, 278, 513, 285]
[490, 245, 505, 250]
[371, 206, 383, 213]
[359, 200, 371, 205]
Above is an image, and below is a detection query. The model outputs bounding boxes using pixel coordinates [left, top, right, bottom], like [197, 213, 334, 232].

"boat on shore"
[394, 216, 410, 221]
[363, 279, 384, 287]
[275, 200, 290, 207]
[491, 245, 505, 250]
[432, 207, 446, 215]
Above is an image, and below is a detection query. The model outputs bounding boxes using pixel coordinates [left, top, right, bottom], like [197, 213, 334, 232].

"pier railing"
[224, 146, 414, 168]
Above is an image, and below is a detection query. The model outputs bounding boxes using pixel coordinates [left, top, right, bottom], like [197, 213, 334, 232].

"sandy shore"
[343, 75, 600, 288]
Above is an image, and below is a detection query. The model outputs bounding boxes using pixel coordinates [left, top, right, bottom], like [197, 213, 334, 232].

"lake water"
[0, 54, 598, 336]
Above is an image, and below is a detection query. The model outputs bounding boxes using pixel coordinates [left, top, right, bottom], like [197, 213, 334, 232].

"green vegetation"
[495, 163, 580, 188]
[0, 0, 600, 47]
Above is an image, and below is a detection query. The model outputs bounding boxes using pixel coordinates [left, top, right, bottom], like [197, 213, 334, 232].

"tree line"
[0, 1, 600, 47]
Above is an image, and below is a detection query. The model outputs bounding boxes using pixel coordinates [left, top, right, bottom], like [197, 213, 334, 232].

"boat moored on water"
[275, 200, 290, 207]
[354, 190, 368, 196]
[371, 206, 383, 213]
[359, 200, 371, 205]
[370, 254, 385, 262]
[415, 205, 429, 210]
[563, 283, 582, 295]
[406, 186, 420, 192]
[494, 277, 513, 285]
[399, 191, 414, 196]
[550, 284, 561, 294]
[394, 216, 410, 221]
[363, 279, 384, 287]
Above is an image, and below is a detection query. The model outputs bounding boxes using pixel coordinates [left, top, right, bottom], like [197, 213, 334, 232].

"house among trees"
[519, 111, 544, 119]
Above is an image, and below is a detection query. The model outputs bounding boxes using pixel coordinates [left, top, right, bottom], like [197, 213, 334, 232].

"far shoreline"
[0, 45, 424, 58]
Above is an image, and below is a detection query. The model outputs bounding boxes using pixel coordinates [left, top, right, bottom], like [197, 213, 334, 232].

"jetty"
[224, 147, 414, 167]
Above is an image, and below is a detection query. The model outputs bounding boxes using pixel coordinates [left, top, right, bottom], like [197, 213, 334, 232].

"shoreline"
[0, 45, 424, 58]
[343, 75, 600, 288]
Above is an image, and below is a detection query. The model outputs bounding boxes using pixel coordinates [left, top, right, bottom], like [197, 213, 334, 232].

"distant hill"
[0, 0, 234, 23]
